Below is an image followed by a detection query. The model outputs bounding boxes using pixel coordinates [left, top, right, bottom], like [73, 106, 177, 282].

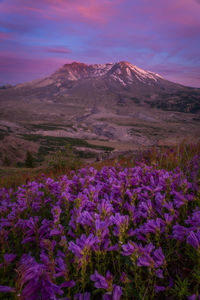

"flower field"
[0, 145, 200, 299]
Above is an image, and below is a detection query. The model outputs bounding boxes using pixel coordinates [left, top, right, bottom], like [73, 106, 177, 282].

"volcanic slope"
[0, 61, 200, 164]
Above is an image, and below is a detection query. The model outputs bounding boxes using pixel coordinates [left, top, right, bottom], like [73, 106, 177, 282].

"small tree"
[3, 156, 10, 166]
[47, 143, 80, 172]
[25, 151, 35, 168]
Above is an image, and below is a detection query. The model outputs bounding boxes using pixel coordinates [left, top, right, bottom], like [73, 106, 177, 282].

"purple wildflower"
[172, 224, 187, 241]
[155, 269, 164, 278]
[164, 213, 174, 225]
[137, 254, 153, 267]
[0, 285, 15, 293]
[60, 281, 75, 288]
[50, 224, 64, 236]
[121, 241, 138, 256]
[94, 215, 110, 240]
[90, 270, 113, 290]
[187, 295, 200, 300]
[0, 253, 16, 268]
[173, 191, 186, 208]
[112, 284, 123, 300]
[75, 292, 91, 300]
[68, 233, 99, 260]
[143, 218, 165, 235]
[153, 247, 165, 268]
[155, 285, 166, 293]
[68, 241, 82, 259]
[139, 199, 153, 218]
[110, 213, 129, 233]
[17, 254, 63, 300]
[97, 199, 113, 216]
[51, 205, 62, 224]
[107, 243, 119, 251]
[187, 230, 200, 249]
[91, 270, 109, 289]
[77, 211, 94, 227]
[185, 210, 200, 230]
[103, 294, 112, 300]
[21, 216, 39, 244]
[120, 272, 130, 283]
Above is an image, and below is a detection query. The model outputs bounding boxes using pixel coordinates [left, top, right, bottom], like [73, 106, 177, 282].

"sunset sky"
[0, 0, 200, 87]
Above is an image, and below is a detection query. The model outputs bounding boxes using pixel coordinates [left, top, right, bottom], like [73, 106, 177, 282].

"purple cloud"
[0, 52, 69, 85]
[0, 0, 199, 87]
[0, 31, 11, 39]
[44, 47, 71, 55]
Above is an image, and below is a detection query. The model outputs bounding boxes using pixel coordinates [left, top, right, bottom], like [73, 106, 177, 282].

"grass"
[0, 129, 10, 140]
[92, 141, 200, 173]
[1, 141, 199, 190]
[146, 91, 200, 113]
[17, 134, 114, 164]
[26, 123, 77, 131]
[21, 134, 114, 153]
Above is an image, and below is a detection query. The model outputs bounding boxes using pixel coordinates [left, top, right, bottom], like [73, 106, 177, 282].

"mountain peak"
[52, 61, 164, 85]
[118, 61, 132, 66]
[70, 61, 87, 66]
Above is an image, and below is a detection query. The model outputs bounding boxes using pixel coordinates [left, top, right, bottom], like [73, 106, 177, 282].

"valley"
[0, 61, 200, 167]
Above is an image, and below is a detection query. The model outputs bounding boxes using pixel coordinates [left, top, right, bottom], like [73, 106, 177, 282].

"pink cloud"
[0, 32, 11, 39]
[0, 0, 199, 88]
[0, 0, 124, 24]
[44, 46, 71, 55]
[50, 0, 124, 22]
[135, 0, 200, 32]
[150, 63, 200, 88]
[0, 51, 71, 85]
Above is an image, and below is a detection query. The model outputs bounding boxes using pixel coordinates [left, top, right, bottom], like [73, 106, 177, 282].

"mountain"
[8, 61, 199, 113]
[0, 61, 200, 165]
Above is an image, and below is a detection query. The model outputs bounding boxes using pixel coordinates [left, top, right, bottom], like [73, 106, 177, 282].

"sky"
[0, 0, 200, 87]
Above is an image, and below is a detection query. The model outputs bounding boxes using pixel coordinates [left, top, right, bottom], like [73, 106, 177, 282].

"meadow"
[0, 142, 200, 299]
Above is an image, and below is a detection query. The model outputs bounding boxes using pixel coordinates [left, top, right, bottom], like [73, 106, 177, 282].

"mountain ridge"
[51, 61, 168, 85]
[1, 60, 200, 114]
[0, 60, 199, 165]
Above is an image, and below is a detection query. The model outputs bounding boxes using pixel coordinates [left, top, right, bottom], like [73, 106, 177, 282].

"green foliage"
[16, 161, 25, 168]
[22, 134, 113, 165]
[146, 91, 200, 113]
[130, 97, 140, 104]
[170, 276, 189, 299]
[140, 142, 200, 172]
[22, 134, 114, 151]
[28, 123, 76, 131]
[76, 150, 97, 159]
[0, 129, 8, 140]
[3, 156, 10, 167]
[0, 133, 5, 140]
[25, 151, 35, 168]
[47, 144, 81, 172]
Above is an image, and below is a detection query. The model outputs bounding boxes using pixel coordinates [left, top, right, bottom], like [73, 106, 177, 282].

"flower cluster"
[0, 153, 200, 299]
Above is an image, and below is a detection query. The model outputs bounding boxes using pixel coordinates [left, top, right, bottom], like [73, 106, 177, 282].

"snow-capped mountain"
[23, 60, 198, 113]
[0, 61, 199, 164]
[51, 61, 164, 86]
[1, 61, 200, 114]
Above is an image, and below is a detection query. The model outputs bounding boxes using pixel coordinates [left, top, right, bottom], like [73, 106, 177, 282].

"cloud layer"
[0, 0, 200, 87]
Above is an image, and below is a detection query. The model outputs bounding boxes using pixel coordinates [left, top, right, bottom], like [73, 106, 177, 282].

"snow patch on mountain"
[128, 65, 158, 82]
[52, 61, 163, 85]
[111, 74, 126, 86]
[126, 68, 131, 77]
[92, 63, 113, 77]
